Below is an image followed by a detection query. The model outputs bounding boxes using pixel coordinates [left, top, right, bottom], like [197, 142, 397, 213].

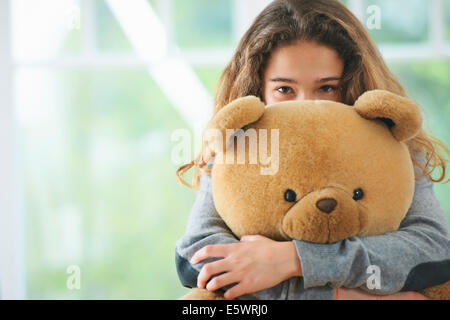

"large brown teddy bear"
[183, 90, 449, 300]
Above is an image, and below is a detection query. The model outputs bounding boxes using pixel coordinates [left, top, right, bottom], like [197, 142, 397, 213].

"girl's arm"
[176, 159, 370, 299]
[292, 171, 450, 296]
[176, 155, 450, 299]
[175, 160, 297, 299]
[175, 170, 239, 288]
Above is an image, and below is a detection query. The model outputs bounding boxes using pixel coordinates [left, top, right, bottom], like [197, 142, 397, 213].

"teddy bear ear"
[354, 90, 422, 142]
[202, 96, 266, 156]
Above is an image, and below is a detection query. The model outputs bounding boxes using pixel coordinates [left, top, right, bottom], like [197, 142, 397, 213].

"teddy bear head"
[202, 90, 422, 244]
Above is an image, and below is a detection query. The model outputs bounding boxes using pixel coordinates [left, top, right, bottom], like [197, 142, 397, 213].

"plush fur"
[183, 90, 449, 300]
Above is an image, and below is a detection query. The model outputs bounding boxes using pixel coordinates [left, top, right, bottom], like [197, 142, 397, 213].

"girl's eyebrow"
[269, 76, 342, 83]
[269, 77, 297, 83]
[318, 77, 342, 82]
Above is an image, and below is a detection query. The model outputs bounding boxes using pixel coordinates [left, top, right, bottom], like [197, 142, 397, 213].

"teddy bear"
[181, 90, 449, 300]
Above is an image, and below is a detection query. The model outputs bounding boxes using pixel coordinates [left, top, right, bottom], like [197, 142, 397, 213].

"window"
[10, 0, 218, 299]
[173, 0, 233, 49]
[446, 0, 450, 41]
[364, 0, 430, 44]
[2, 0, 449, 299]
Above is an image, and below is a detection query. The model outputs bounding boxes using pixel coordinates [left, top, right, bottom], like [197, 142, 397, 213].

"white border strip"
[0, 0, 25, 300]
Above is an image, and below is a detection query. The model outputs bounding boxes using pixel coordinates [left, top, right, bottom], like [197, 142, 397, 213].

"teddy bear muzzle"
[281, 187, 368, 244]
[316, 198, 337, 214]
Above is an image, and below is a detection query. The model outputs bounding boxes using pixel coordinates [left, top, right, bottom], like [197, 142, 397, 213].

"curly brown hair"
[176, 0, 449, 191]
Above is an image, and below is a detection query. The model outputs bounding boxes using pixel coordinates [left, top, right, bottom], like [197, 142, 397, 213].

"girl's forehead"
[264, 41, 344, 81]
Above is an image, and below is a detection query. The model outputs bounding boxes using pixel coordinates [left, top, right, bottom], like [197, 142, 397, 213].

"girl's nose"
[296, 91, 315, 101]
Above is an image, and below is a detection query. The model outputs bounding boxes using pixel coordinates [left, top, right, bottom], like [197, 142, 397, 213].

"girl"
[175, 0, 450, 300]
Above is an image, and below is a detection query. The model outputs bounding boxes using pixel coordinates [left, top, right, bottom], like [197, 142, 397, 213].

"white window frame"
[0, 0, 25, 300]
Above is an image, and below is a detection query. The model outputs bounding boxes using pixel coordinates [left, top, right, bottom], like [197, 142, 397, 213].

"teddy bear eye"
[284, 189, 297, 202]
[353, 188, 364, 201]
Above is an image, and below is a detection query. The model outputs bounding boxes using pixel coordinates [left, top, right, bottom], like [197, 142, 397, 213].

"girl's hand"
[336, 287, 430, 300]
[190, 235, 302, 299]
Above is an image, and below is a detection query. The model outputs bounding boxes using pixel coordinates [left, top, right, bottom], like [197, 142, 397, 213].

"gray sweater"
[175, 155, 450, 299]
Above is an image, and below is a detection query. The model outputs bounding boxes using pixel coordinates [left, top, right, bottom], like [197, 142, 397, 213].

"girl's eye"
[277, 86, 294, 95]
[319, 85, 337, 93]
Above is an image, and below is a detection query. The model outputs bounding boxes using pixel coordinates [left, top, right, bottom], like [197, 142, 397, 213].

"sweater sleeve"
[175, 159, 239, 275]
[175, 158, 297, 300]
[293, 156, 450, 295]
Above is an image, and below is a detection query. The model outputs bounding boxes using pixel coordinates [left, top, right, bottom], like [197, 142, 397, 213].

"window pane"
[389, 61, 450, 224]
[193, 66, 223, 95]
[94, 0, 135, 53]
[446, 0, 450, 42]
[174, 0, 233, 49]
[17, 68, 199, 299]
[363, 0, 429, 43]
[12, 0, 83, 60]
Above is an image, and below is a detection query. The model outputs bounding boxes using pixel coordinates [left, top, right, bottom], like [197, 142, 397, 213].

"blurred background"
[0, 0, 449, 299]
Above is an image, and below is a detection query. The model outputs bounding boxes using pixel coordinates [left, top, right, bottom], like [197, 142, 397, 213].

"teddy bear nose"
[316, 198, 337, 214]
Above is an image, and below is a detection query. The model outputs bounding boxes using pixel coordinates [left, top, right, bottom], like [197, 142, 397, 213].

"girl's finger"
[224, 282, 249, 300]
[379, 291, 430, 300]
[197, 258, 231, 289]
[190, 243, 234, 264]
[205, 272, 240, 292]
[240, 235, 263, 242]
